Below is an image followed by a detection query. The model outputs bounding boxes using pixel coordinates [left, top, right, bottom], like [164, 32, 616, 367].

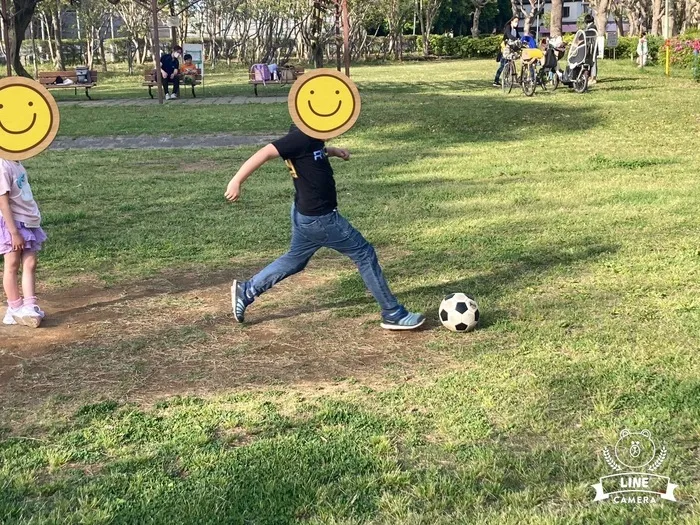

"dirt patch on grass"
[0, 254, 464, 430]
[179, 159, 225, 173]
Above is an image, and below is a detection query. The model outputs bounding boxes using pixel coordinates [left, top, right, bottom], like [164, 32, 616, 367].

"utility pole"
[151, 0, 164, 104]
[1, 0, 12, 76]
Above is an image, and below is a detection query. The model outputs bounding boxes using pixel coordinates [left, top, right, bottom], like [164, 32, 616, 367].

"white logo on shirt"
[16, 171, 34, 203]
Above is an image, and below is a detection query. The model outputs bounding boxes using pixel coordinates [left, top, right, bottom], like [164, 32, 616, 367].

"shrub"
[415, 34, 502, 58]
[662, 36, 700, 70]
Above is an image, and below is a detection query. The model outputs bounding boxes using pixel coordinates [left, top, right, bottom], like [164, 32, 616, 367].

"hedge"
[416, 35, 502, 58]
[413, 32, 700, 67]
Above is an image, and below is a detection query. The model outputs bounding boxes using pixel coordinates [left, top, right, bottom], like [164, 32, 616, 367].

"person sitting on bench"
[181, 54, 198, 85]
[160, 45, 182, 100]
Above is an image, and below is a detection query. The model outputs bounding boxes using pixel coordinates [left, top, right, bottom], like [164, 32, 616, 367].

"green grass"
[2, 59, 700, 523]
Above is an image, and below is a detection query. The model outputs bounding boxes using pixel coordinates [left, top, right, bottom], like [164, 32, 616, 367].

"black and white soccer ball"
[439, 293, 479, 332]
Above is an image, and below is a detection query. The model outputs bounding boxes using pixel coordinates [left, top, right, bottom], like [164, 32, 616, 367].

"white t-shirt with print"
[0, 160, 41, 228]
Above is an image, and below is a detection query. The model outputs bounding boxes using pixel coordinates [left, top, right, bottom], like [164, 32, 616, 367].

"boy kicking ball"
[224, 123, 424, 330]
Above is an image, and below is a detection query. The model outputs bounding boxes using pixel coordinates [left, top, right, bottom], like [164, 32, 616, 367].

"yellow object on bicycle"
[522, 48, 544, 62]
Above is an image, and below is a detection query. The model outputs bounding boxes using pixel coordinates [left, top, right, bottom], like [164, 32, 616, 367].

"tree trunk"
[471, 6, 482, 36]
[169, 0, 177, 46]
[550, 0, 563, 37]
[652, 0, 662, 34]
[99, 30, 107, 72]
[668, 0, 676, 34]
[594, 0, 611, 35]
[86, 29, 93, 70]
[418, 0, 427, 54]
[10, 0, 38, 77]
[51, 0, 65, 70]
[30, 19, 38, 78]
[616, 12, 625, 35]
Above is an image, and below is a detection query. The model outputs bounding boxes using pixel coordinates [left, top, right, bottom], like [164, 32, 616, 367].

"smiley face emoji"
[288, 69, 361, 140]
[0, 76, 60, 161]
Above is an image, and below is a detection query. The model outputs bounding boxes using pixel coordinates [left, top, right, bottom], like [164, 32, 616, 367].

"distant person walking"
[637, 32, 649, 68]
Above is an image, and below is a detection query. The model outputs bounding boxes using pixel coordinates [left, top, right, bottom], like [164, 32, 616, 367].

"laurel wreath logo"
[648, 446, 667, 473]
[603, 447, 623, 471]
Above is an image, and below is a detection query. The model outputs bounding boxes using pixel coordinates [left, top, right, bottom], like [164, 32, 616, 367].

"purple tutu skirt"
[0, 217, 47, 255]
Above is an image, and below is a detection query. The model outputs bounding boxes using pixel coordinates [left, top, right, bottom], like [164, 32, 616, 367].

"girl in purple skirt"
[0, 159, 47, 328]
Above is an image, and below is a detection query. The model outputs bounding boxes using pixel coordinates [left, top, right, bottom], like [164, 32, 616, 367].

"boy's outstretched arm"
[326, 146, 351, 161]
[225, 144, 280, 202]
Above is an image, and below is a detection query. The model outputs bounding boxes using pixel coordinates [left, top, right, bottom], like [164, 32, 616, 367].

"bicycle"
[519, 48, 543, 96]
[501, 40, 523, 94]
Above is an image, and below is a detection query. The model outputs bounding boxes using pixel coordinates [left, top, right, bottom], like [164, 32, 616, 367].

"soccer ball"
[439, 293, 479, 332]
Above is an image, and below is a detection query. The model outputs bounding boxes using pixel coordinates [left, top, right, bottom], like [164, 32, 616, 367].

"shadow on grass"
[356, 89, 603, 147]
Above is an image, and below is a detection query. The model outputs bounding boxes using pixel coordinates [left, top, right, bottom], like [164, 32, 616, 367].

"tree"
[385, 0, 412, 59]
[652, 0, 662, 34]
[8, 0, 40, 76]
[74, 0, 110, 70]
[470, 0, 497, 36]
[682, 0, 700, 31]
[418, 0, 442, 55]
[114, 0, 151, 73]
[36, 0, 68, 69]
[511, 0, 543, 34]
[591, 0, 613, 35]
[550, 0, 562, 37]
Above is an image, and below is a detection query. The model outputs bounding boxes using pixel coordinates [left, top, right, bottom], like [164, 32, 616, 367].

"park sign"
[607, 32, 619, 48]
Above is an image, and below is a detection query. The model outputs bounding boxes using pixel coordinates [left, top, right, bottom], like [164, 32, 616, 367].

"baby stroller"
[561, 27, 598, 93]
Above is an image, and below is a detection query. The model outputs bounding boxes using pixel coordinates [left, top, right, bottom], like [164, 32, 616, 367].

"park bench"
[248, 66, 305, 96]
[143, 68, 202, 98]
[38, 70, 98, 100]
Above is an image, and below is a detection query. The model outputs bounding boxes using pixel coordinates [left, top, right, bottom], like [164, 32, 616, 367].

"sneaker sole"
[380, 318, 426, 331]
[12, 315, 41, 328]
[231, 280, 243, 323]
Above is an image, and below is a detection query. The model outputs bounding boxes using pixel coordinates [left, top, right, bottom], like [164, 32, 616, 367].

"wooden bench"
[249, 66, 305, 96]
[143, 69, 202, 99]
[38, 70, 98, 100]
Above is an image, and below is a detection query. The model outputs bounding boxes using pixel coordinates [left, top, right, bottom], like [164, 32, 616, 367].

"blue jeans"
[494, 58, 507, 82]
[246, 206, 405, 319]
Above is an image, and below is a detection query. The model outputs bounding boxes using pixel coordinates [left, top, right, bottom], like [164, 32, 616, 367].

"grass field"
[1, 59, 700, 524]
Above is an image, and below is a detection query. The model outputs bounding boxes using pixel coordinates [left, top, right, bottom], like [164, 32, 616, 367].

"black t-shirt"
[160, 53, 179, 75]
[272, 125, 338, 216]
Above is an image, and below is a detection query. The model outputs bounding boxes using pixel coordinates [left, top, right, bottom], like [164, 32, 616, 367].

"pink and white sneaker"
[3, 308, 18, 325]
[11, 305, 42, 328]
[30, 305, 45, 319]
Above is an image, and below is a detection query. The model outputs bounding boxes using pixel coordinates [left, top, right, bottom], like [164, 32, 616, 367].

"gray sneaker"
[381, 311, 425, 331]
[231, 280, 248, 323]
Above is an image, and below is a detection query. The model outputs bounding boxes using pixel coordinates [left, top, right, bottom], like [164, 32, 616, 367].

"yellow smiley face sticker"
[0, 76, 60, 161]
[288, 69, 361, 140]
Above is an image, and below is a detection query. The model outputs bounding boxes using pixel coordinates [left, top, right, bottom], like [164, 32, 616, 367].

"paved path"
[57, 96, 287, 108]
[50, 133, 279, 151]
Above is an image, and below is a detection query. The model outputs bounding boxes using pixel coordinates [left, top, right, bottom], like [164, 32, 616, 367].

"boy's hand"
[10, 231, 24, 252]
[225, 180, 241, 202]
[328, 147, 350, 161]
